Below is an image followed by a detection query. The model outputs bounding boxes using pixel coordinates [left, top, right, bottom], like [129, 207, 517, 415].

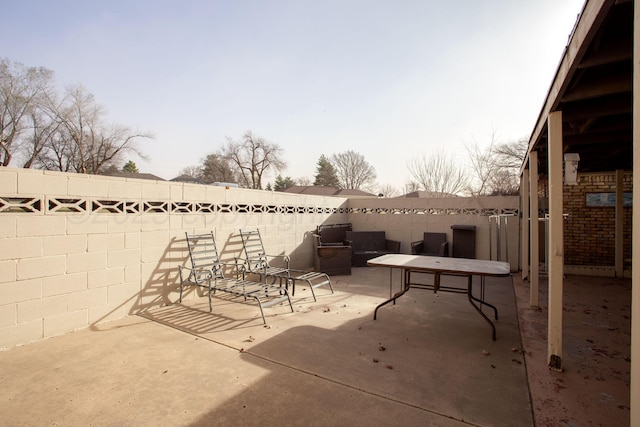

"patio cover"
[518, 0, 637, 424]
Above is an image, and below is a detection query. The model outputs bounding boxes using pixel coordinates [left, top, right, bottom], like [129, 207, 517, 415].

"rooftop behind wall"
[0, 168, 519, 349]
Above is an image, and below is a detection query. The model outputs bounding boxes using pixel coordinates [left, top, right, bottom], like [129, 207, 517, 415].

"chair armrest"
[385, 239, 401, 252]
[264, 253, 291, 268]
[411, 240, 423, 254]
[439, 241, 449, 257]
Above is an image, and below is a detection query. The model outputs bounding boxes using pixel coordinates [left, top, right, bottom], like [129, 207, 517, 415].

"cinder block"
[0, 260, 17, 284]
[19, 171, 67, 195]
[17, 256, 66, 280]
[88, 232, 128, 251]
[182, 184, 207, 201]
[0, 168, 18, 194]
[88, 268, 124, 289]
[107, 282, 139, 312]
[44, 309, 88, 338]
[0, 217, 16, 238]
[67, 288, 108, 311]
[0, 237, 42, 259]
[67, 252, 106, 273]
[18, 294, 67, 323]
[0, 319, 42, 350]
[141, 230, 170, 247]
[0, 304, 17, 328]
[87, 234, 108, 252]
[141, 182, 171, 200]
[88, 302, 129, 325]
[107, 249, 140, 268]
[125, 265, 141, 283]
[42, 272, 87, 297]
[140, 215, 171, 231]
[108, 180, 142, 199]
[68, 175, 109, 197]
[182, 215, 206, 230]
[141, 245, 167, 263]
[17, 216, 66, 237]
[107, 218, 141, 233]
[67, 216, 108, 235]
[43, 235, 87, 256]
[0, 278, 41, 305]
[125, 232, 141, 249]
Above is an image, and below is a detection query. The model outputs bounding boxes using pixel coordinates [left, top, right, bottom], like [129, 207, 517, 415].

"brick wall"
[563, 173, 632, 266]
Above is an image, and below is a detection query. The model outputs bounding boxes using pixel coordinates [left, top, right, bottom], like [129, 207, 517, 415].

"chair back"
[239, 229, 270, 271]
[346, 231, 386, 251]
[184, 231, 225, 281]
[422, 232, 447, 255]
[318, 223, 352, 245]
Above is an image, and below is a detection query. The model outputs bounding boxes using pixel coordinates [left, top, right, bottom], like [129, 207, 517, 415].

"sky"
[2, 0, 586, 191]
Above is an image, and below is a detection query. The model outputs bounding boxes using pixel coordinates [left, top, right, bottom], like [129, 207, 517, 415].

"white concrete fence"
[0, 167, 519, 349]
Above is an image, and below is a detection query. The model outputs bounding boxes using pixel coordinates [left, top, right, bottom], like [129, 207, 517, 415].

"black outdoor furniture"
[345, 230, 401, 267]
[312, 223, 352, 275]
[411, 232, 449, 257]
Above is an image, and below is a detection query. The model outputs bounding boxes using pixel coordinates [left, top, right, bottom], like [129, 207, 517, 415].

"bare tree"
[377, 184, 400, 198]
[19, 100, 62, 168]
[331, 150, 376, 190]
[407, 150, 468, 196]
[466, 133, 527, 196]
[296, 176, 311, 186]
[403, 181, 421, 194]
[493, 138, 528, 169]
[179, 165, 203, 179]
[220, 131, 286, 189]
[0, 58, 54, 166]
[465, 138, 497, 196]
[36, 85, 151, 174]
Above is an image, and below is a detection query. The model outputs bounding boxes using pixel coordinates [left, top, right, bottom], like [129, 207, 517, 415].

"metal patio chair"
[238, 228, 334, 301]
[178, 231, 293, 324]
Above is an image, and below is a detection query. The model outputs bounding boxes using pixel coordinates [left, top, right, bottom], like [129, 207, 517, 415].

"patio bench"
[178, 231, 293, 324]
[345, 231, 401, 267]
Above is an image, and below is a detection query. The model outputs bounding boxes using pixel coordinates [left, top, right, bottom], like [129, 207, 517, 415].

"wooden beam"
[529, 151, 539, 307]
[615, 169, 624, 277]
[630, 0, 639, 422]
[521, 169, 530, 281]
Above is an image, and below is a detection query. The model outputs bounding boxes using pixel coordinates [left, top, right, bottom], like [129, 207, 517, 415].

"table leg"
[467, 275, 497, 341]
[374, 268, 410, 320]
[469, 276, 498, 320]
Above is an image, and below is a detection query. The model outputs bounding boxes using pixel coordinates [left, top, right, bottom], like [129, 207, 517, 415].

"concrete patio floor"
[0, 267, 631, 426]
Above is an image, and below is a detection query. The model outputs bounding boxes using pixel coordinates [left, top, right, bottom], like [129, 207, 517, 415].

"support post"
[615, 169, 624, 278]
[529, 152, 539, 307]
[547, 110, 564, 371]
[630, 1, 639, 422]
[521, 170, 530, 281]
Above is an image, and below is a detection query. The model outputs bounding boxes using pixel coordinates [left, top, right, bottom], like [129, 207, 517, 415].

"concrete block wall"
[0, 168, 348, 349]
[347, 196, 521, 268]
[1, 167, 521, 350]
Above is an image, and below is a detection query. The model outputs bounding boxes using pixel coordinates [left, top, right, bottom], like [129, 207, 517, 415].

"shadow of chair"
[411, 232, 449, 257]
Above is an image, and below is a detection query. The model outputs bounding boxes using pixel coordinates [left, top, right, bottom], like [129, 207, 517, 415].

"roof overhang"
[522, 0, 633, 176]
